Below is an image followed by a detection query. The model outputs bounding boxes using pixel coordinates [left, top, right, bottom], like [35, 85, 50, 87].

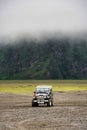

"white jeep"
[32, 85, 53, 107]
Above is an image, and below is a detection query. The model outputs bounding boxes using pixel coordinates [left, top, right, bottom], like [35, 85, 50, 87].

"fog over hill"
[0, 0, 87, 41]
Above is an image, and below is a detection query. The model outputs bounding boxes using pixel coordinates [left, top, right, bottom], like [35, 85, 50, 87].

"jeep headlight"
[44, 95, 46, 98]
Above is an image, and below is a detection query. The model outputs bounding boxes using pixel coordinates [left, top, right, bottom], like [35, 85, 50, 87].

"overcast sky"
[0, 0, 87, 40]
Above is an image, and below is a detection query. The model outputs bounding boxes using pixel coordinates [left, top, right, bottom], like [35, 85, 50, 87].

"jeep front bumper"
[33, 99, 49, 104]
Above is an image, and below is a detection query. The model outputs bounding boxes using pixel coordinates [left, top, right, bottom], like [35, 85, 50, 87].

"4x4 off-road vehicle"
[32, 85, 53, 107]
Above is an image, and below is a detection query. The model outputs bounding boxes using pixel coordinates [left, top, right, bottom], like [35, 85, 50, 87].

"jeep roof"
[36, 85, 52, 89]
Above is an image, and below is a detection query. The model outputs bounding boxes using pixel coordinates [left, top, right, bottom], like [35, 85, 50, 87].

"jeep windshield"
[36, 88, 50, 94]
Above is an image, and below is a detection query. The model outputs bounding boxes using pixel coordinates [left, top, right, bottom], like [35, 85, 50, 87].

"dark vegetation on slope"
[0, 37, 87, 79]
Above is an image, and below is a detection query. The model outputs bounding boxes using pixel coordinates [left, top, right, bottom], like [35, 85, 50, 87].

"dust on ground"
[0, 91, 87, 130]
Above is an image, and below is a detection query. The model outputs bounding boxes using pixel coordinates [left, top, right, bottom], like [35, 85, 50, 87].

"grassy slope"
[12, 60, 50, 79]
[0, 80, 87, 94]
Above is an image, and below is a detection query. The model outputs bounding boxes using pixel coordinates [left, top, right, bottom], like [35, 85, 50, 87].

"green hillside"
[0, 37, 87, 79]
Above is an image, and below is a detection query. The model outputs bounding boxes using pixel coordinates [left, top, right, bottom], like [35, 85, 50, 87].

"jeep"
[32, 85, 53, 107]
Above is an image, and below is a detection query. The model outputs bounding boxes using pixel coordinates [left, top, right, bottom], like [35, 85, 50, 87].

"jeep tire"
[51, 99, 53, 106]
[32, 101, 38, 107]
[47, 99, 52, 107]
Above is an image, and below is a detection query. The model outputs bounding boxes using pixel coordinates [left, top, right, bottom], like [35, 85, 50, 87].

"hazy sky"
[0, 0, 87, 39]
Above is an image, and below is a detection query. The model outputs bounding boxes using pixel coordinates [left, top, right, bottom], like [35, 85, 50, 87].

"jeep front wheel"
[47, 99, 52, 107]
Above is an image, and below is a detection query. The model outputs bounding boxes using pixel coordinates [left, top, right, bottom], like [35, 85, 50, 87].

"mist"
[0, 0, 87, 41]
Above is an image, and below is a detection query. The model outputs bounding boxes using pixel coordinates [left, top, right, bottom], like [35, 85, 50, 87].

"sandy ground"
[0, 91, 87, 130]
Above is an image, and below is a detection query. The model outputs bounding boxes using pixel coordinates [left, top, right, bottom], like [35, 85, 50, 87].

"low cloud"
[0, 0, 87, 40]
